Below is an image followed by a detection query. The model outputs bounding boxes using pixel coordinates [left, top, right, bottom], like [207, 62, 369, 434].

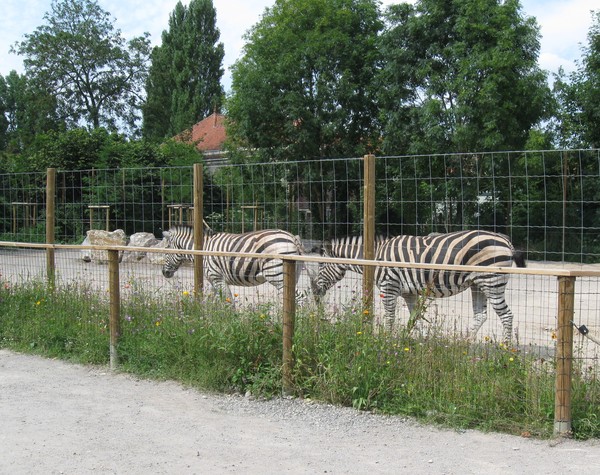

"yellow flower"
[484, 336, 490, 342]
[551, 331, 557, 340]
[225, 297, 231, 303]
[509, 357, 514, 362]
[363, 310, 369, 315]
[234, 293, 239, 297]
[356, 331, 363, 335]
[35, 300, 41, 306]
[404, 347, 410, 352]
[182, 291, 190, 296]
[155, 321, 161, 326]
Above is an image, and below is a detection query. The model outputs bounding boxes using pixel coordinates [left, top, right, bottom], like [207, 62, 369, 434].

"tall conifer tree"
[143, 0, 224, 140]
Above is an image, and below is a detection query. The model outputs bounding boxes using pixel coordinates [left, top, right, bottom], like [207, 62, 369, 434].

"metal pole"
[282, 259, 296, 396]
[108, 249, 121, 371]
[554, 275, 575, 435]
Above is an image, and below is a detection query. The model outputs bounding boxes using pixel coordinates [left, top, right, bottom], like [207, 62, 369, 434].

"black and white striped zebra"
[311, 235, 389, 301]
[314, 230, 525, 341]
[162, 225, 310, 304]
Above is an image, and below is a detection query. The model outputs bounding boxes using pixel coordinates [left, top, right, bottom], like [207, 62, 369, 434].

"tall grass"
[1, 279, 599, 439]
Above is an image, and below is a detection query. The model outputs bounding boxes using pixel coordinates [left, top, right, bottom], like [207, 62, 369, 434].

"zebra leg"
[482, 284, 514, 343]
[379, 279, 401, 332]
[470, 287, 489, 339]
[403, 294, 426, 336]
[209, 275, 234, 306]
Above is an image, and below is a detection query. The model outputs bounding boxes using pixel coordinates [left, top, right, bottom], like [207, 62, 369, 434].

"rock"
[121, 232, 158, 262]
[146, 238, 170, 265]
[80, 236, 92, 262]
[85, 229, 127, 264]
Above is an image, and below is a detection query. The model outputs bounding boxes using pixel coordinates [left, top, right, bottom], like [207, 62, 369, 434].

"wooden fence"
[1, 160, 599, 436]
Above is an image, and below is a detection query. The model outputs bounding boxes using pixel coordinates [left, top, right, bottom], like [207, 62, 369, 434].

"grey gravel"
[1, 349, 600, 474]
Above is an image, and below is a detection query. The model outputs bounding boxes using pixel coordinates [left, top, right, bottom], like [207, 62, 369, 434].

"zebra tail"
[513, 250, 526, 268]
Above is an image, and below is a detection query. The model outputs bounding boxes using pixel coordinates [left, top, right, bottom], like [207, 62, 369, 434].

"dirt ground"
[1, 349, 600, 475]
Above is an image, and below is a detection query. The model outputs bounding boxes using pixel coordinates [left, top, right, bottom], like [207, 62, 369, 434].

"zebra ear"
[162, 231, 171, 239]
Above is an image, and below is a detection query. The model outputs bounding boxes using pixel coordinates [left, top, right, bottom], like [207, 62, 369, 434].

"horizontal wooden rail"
[2, 240, 600, 278]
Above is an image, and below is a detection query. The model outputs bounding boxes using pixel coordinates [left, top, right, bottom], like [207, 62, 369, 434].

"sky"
[1, 0, 598, 92]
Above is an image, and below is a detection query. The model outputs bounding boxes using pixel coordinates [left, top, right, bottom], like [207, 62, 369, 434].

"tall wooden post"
[555, 275, 575, 435]
[193, 163, 204, 297]
[46, 168, 56, 290]
[108, 249, 121, 371]
[363, 154, 376, 314]
[282, 259, 296, 396]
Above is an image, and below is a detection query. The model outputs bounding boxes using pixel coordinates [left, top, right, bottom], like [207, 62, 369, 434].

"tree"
[143, 0, 224, 140]
[11, 0, 151, 135]
[0, 71, 63, 153]
[227, 0, 383, 161]
[378, 0, 551, 154]
[551, 11, 600, 148]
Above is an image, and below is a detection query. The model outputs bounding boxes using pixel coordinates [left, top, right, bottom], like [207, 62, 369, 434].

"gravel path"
[1, 349, 600, 474]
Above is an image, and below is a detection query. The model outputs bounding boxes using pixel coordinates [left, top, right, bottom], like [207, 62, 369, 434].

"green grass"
[1, 279, 599, 439]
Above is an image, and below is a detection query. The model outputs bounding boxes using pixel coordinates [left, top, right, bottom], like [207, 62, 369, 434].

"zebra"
[314, 230, 525, 341]
[311, 235, 389, 302]
[161, 225, 311, 305]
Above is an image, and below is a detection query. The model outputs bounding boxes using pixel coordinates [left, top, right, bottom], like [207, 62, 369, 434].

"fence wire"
[2, 149, 600, 434]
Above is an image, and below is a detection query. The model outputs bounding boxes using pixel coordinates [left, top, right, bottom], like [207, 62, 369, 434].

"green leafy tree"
[0, 71, 63, 154]
[551, 11, 600, 148]
[379, 0, 551, 154]
[11, 0, 151, 135]
[227, 0, 383, 161]
[227, 0, 383, 235]
[143, 0, 224, 140]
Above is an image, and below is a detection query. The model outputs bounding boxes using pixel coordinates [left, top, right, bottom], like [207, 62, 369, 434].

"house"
[177, 112, 228, 171]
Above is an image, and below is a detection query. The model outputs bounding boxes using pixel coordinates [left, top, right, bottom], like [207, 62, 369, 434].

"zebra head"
[311, 241, 346, 304]
[161, 230, 185, 278]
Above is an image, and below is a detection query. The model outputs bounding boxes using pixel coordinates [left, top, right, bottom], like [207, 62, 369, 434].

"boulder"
[146, 238, 170, 265]
[121, 232, 159, 262]
[80, 236, 92, 262]
[85, 229, 127, 264]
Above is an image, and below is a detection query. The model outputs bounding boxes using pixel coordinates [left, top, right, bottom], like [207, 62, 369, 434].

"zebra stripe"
[316, 230, 525, 341]
[313, 235, 388, 301]
[162, 225, 310, 304]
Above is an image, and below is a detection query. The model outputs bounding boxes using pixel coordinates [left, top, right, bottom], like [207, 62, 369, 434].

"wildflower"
[259, 314, 267, 319]
[234, 293, 239, 297]
[182, 291, 190, 296]
[356, 331, 363, 336]
[509, 357, 514, 362]
[551, 331, 557, 340]
[363, 309, 369, 315]
[225, 297, 231, 303]
[155, 320, 161, 327]
[404, 347, 410, 352]
[124, 283, 131, 289]
[35, 300, 41, 306]
[484, 336, 490, 342]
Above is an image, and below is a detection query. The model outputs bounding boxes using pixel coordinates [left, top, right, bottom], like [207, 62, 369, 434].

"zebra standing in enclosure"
[314, 230, 525, 341]
[161, 225, 310, 304]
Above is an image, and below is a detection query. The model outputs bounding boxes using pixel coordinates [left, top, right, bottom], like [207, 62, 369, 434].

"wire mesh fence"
[2, 149, 600, 435]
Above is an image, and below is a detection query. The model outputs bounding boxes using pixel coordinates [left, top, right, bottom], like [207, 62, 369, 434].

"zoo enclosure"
[2, 150, 600, 435]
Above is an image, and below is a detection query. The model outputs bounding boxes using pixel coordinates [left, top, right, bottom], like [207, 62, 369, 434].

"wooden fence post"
[282, 259, 296, 396]
[193, 163, 204, 297]
[555, 275, 575, 435]
[108, 249, 121, 371]
[46, 168, 56, 290]
[363, 154, 376, 314]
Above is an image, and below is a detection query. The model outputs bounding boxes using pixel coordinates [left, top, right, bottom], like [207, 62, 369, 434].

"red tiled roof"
[179, 112, 227, 152]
